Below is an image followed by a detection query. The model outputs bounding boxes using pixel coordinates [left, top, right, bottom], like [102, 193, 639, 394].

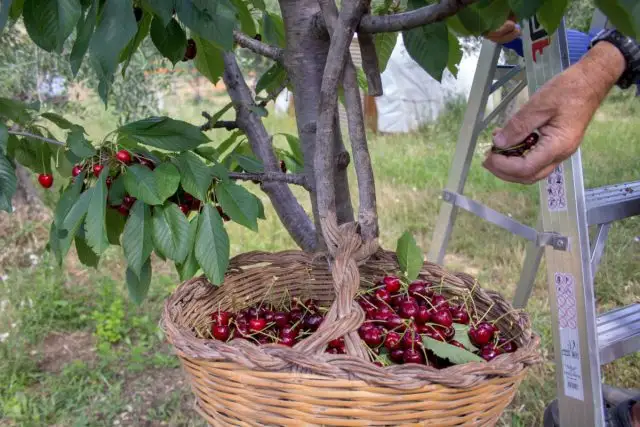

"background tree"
[0, 0, 636, 302]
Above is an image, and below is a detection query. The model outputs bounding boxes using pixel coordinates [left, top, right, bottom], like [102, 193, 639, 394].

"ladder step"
[597, 303, 640, 365]
[586, 180, 640, 225]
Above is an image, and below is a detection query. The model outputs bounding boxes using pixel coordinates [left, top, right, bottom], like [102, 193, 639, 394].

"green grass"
[1, 87, 639, 426]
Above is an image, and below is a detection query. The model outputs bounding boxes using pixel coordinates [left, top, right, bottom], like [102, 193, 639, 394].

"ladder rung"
[598, 303, 640, 365]
[586, 180, 640, 225]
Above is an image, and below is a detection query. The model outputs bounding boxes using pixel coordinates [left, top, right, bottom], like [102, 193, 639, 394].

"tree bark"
[13, 164, 44, 212]
[222, 52, 317, 252]
[279, 0, 355, 248]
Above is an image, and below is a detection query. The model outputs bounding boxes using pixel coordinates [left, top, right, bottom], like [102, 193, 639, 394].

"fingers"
[492, 95, 554, 149]
[485, 20, 521, 44]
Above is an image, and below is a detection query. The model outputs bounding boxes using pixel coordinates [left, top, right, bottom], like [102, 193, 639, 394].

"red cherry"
[279, 335, 295, 346]
[328, 337, 345, 349]
[71, 165, 83, 177]
[211, 311, 233, 326]
[375, 288, 391, 304]
[93, 164, 104, 177]
[425, 327, 447, 342]
[362, 303, 377, 318]
[183, 38, 197, 61]
[385, 314, 404, 331]
[469, 324, 494, 346]
[402, 329, 421, 349]
[362, 327, 383, 347]
[390, 348, 405, 363]
[115, 149, 132, 164]
[383, 276, 402, 293]
[138, 158, 155, 170]
[399, 300, 419, 319]
[480, 343, 502, 361]
[478, 322, 497, 335]
[498, 337, 517, 353]
[38, 173, 54, 188]
[303, 313, 323, 331]
[372, 310, 390, 323]
[416, 306, 431, 324]
[358, 321, 375, 337]
[212, 324, 230, 341]
[450, 340, 466, 349]
[279, 159, 287, 173]
[249, 318, 267, 332]
[304, 299, 319, 312]
[431, 309, 453, 328]
[437, 325, 456, 341]
[431, 295, 449, 310]
[408, 281, 427, 299]
[450, 305, 470, 324]
[273, 312, 290, 329]
[117, 204, 130, 216]
[234, 323, 250, 339]
[106, 176, 113, 188]
[384, 331, 402, 350]
[403, 348, 425, 364]
[123, 195, 136, 207]
[289, 308, 303, 323]
[179, 203, 190, 215]
[280, 325, 299, 340]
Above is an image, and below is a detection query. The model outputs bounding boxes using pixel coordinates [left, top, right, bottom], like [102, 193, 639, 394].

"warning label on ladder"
[546, 165, 568, 211]
[555, 272, 585, 401]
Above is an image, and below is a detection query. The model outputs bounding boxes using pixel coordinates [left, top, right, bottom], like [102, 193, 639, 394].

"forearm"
[575, 41, 627, 104]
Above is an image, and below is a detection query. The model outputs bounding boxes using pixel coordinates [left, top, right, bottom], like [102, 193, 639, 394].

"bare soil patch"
[37, 331, 97, 373]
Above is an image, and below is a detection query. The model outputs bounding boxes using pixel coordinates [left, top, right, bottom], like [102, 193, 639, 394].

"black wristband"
[590, 29, 640, 90]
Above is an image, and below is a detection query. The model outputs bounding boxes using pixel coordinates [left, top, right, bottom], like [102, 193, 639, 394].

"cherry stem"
[475, 302, 495, 325]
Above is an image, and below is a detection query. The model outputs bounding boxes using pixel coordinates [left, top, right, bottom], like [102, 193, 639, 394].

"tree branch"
[199, 112, 238, 131]
[313, 0, 367, 233]
[356, 31, 383, 96]
[320, 0, 379, 241]
[229, 171, 310, 190]
[358, 0, 478, 33]
[8, 130, 65, 147]
[233, 30, 284, 63]
[222, 51, 317, 251]
[257, 77, 290, 108]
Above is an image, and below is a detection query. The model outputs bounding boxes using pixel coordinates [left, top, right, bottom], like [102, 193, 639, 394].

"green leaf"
[124, 163, 180, 205]
[0, 122, 8, 155]
[234, 154, 263, 173]
[89, 0, 138, 94]
[54, 171, 85, 227]
[120, 8, 153, 77]
[247, 0, 265, 11]
[192, 34, 224, 84]
[0, 153, 16, 213]
[403, 21, 450, 82]
[150, 16, 186, 66]
[253, 194, 265, 219]
[446, 30, 463, 78]
[536, 0, 569, 35]
[262, 11, 285, 48]
[122, 200, 154, 279]
[230, 0, 256, 36]
[56, 188, 92, 265]
[107, 174, 126, 205]
[172, 151, 213, 201]
[176, 0, 237, 51]
[248, 105, 268, 117]
[23, 0, 81, 53]
[106, 206, 127, 245]
[75, 229, 100, 268]
[1, 0, 14, 34]
[195, 204, 230, 285]
[453, 324, 479, 352]
[374, 32, 398, 72]
[152, 202, 190, 263]
[176, 216, 199, 280]
[0, 97, 38, 123]
[216, 180, 259, 231]
[509, 0, 543, 20]
[595, 0, 639, 39]
[41, 112, 76, 130]
[255, 63, 287, 95]
[70, 0, 98, 77]
[9, 0, 23, 20]
[84, 166, 110, 256]
[422, 336, 485, 364]
[118, 116, 210, 151]
[277, 133, 303, 166]
[143, 0, 174, 27]
[67, 127, 95, 158]
[396, 231, 423, 282]
[126, 258, 152, 304]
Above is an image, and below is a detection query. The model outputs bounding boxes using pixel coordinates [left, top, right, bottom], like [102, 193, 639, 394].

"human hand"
[485, 12, 521, 44]
[482, 42, 628, 185]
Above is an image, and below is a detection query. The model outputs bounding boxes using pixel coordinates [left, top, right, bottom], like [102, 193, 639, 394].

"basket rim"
[160, 249, 542, 391]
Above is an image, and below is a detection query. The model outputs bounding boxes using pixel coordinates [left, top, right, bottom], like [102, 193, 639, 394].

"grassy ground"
[1, 86, 639, 426]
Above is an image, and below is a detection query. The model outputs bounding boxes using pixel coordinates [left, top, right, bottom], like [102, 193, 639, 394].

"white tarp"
[375, 34, 489, 133]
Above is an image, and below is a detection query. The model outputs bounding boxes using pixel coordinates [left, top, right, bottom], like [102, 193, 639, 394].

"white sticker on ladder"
[546, 165, 568, 211]
[555, 272, 585, 401]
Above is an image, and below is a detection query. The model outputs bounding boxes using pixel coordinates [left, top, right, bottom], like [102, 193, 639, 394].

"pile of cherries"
[208, 275, 518, 367]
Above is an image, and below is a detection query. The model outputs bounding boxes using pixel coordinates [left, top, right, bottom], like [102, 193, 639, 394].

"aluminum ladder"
[428, 10, 640, 427]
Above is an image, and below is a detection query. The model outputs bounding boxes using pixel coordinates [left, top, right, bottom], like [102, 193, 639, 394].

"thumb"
[492, 100, 551, 149]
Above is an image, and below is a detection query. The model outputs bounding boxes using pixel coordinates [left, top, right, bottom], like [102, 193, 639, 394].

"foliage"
[0, 0, 635, 305]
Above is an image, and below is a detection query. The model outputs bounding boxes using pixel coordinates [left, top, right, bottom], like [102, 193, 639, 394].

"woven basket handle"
[294, 213, 379, 359]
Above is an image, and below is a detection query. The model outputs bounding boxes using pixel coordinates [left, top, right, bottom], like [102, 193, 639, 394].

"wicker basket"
[161, 246, 541, 426]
